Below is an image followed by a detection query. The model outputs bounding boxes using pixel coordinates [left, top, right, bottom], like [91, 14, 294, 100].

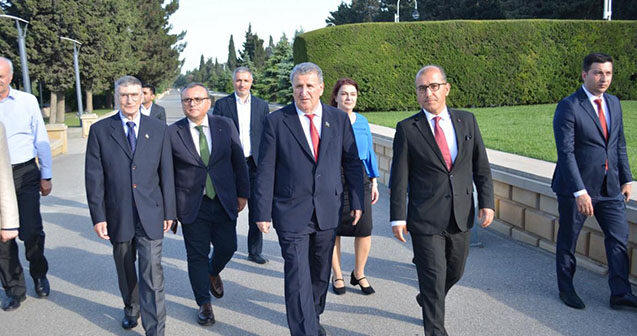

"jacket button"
[133, 184, 137, 188]
[132, 166, 136, 170]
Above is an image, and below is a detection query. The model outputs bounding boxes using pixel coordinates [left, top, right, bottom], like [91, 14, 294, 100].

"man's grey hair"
[0, 57, 14, 74]
[232, 66, 252, 80]
[114, 75, 142, 95]
[415, 65, 447, 86]
[181, 82, 209, 97]
[290, 62, 323, 84]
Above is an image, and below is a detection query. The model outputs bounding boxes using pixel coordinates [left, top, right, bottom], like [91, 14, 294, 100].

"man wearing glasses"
[85, 75, 175, 335]
[167, 83, 249, 326]
[389, 65, 494, 336]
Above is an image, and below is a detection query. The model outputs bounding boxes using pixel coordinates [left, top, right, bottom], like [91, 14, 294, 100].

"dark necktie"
[433, 116, 452, 171]
[195, 125, 216, 199]
[305, 113, 320, 162]
[126, 121, 136, 152]
[594, 99, 609, 171]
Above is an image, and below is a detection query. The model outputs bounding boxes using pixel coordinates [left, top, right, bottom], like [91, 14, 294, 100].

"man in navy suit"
[254, 62, 364, 336]
[85, 75, 175, 335]
[552, 53, 636, 310]
[141, 83, 166, 122]
[167, 83, 249, 326]
[213, 67, 270, 264]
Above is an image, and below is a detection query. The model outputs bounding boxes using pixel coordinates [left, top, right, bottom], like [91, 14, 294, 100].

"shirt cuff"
[573, 189, 587, 197]
[391, 220, 406, 227]
[40, 168, 52, 180]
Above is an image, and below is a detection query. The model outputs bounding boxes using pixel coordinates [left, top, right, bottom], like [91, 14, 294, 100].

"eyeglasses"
[119, 93, 141, 101]
[181, 97, 210, 105]
[417, 83, 447, 93]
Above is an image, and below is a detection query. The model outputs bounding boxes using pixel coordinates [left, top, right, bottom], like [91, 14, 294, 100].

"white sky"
[169, 0, 349, 73]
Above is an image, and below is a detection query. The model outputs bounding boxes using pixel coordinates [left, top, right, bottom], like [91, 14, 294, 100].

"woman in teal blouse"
[329, 78, 379, 295]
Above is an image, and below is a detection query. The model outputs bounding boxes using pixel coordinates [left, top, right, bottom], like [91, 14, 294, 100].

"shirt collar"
[235, 92, 251, 105]
[581, 85, 604, 104]
[188, 115, 210, 129]
[142, 102, 153, 111]
[2, 87, 17, 102]
[422, 107, 450, 123]
[295, 102, 323, 118]
[119, 110, 141, 126]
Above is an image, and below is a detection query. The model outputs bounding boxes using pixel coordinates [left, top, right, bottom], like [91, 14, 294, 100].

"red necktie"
[305, 113, 320, 162]
[433, 116, 452, 171]
[594, 99, 609, 171]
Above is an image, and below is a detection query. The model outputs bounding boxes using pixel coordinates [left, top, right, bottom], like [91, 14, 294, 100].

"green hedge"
[294, 20, 637, 111]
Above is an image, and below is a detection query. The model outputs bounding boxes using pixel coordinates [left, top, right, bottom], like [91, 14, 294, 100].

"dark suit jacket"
[213, 93, 269, 164]
[389, 109, 494, 235]
[253, 103, 364, 233]
[551, 87, 631, 198]
[167, 115, 250, 224]
[85, 114, 176, 243]
[150, 103, 166, 122]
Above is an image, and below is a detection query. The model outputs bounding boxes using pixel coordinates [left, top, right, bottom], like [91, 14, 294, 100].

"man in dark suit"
[141, 83, 166, 122]
[254, 62, 364, 336]
[213, 67, 270, 264]
[167, 83, 249, 326]
[389, 65, 494, 336]
[85, 75, 175, 335]
[552, 52, 636, 310]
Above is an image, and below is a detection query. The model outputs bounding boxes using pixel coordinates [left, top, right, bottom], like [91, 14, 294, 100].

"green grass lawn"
[45, 109, 114, 127]
[362, 101, 637, 177]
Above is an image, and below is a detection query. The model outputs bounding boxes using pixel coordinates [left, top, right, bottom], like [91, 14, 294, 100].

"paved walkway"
[0, 90, 635, 335]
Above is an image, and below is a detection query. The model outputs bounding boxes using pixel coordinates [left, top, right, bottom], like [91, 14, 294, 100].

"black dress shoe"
[610, 293, 637, 310]
[350, 271, 375, 295]
[332, 277, 346, 295]
[559, 291, 585, 309]
[34, 277, 50, 298]
[209, 274, 224, 298]
[197, 303, 215, 326]
[1, 295, 26, 311]
[247, 254, 268, 264]
[318, 323, 327, 336]
[416, 293, 424, 307]
[121, 315, 139, 329]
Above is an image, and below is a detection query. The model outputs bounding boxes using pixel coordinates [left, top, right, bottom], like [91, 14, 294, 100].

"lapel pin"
[325, 121, 330, 127]
[145, 134, 149, 139]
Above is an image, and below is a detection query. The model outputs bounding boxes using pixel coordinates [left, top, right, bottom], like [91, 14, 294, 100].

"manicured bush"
[294, 20, 637, 111]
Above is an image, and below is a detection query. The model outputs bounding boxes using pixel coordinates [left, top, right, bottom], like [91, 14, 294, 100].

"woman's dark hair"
[329, 78, 359, 107]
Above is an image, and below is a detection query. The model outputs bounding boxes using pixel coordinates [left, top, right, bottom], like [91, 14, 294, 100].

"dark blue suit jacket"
[254, 103, 364, 233]
[213, 93, 270, 164]
[167, 115, 250, 224]
[85, 113, 176, 243]
[552, 87, 632, 197]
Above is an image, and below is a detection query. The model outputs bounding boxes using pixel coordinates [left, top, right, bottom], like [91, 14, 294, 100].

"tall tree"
[227, 35, 238, 70]
[239, 24, 266, 70]
[265, 35, 274, 59]
[253, 34, 293, 104]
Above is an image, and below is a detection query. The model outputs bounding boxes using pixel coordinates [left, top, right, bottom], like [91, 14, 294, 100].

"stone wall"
[370, 124, 637, 282]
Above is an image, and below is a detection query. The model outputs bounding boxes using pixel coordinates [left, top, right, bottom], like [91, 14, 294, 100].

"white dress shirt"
[295, 103, 322, 159]
[140, 102, 152, 117]
[235, 93, 252, 157]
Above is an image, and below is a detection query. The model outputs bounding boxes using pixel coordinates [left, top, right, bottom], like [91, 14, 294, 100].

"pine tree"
[227, 35, 238, 70]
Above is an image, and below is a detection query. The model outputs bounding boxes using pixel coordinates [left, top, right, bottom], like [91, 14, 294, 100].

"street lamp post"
[603, 0, 612, 20]
[394, 0, 420, 23]
[0, 14, 31, 94]
[59, 37, 83, 116]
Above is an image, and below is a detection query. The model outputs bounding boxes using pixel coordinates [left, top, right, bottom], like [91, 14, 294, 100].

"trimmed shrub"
[294, 20, 637, 111]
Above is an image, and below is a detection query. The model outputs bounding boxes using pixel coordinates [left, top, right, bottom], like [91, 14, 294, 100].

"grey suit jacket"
[0, 122, 19, 230]
[150, 103, 166, 122]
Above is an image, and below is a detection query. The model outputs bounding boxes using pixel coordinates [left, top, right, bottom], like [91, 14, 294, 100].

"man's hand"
[621, 183, 632, 203]
[237, 197, 247, 212]
[392, 224, 408, 242]
[257, 221, 271, 233]
[94, 221, 109, 240]
[478, 208, 495, 228]
[0, 230, 18, 242]
[350, 210, 362, 225]
[40, 179, 52, 196]
[163, 220, 173, 233]
[576, 193, 594, 216]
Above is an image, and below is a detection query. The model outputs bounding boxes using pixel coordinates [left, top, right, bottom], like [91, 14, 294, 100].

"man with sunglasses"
[167, 83, 249, 326]
[389, 65, 494, 336]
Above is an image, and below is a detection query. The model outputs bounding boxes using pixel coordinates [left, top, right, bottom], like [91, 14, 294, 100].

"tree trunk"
[49, 92, 58, 124]
[106, 93, 113, 110]
[55, 91, 65, 124]
[85, 90, 93, 113]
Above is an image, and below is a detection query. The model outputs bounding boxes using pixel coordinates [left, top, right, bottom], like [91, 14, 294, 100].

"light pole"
[394, 0, 420, 23]
[59, 36, 83, 116]
[0, 14, 31, 94]
[603, 0, 612, 20]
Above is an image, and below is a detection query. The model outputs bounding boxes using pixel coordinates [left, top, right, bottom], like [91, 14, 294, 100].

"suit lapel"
[132, 115, 149, 160]
[109, 114, 133, 159]
[449, 110, 464, 170]
[281, 105, 315, 162]
[208, 115, 222, 165]
[577, 89, 606, 141]
[176, 118, 205, 166]
[228, 95, 240, 131]
[317, 104, 334, 164]
[412, 112, 447, 170]
[604, 93, 619, 141]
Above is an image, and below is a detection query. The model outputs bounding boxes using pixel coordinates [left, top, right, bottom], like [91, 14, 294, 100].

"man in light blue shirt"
[0, 57, 52, 311]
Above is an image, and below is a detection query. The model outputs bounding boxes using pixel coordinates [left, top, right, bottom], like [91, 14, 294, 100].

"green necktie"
[195, 125, 216, 199]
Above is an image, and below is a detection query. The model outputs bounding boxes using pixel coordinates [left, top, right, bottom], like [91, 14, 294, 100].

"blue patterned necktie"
[126, 121, 136, 152]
